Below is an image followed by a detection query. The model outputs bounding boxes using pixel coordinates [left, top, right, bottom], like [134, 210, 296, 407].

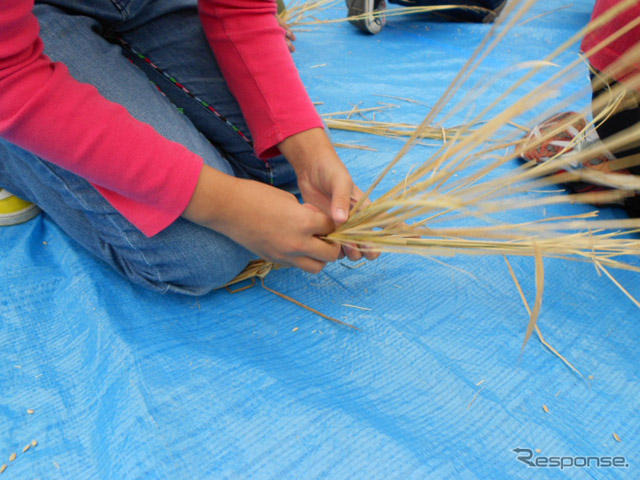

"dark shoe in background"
[346, 0, 387, 34]
[388, 0, 507, 23]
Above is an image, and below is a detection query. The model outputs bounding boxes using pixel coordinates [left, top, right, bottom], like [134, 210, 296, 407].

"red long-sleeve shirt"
[581, 0, 640, 87]
[0, 0, 323, 236]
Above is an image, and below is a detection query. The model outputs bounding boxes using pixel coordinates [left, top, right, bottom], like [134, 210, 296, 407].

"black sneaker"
[480, 0, 507, 23]
[346, 0, 387, 34]
[388, 0, 507, 23]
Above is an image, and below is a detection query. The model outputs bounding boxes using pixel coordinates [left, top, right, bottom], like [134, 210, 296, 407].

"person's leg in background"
[591, 71, 640, 164]
[388, 0, 507, 23]
[0, 2, 254, 295]
[519, 0, 640, 213]
[518, 71, 640, 213]
[346, 0, 507, 34]
[590, 68, 640, 215]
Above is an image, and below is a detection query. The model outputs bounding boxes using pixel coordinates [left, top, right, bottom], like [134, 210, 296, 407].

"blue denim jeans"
[0, 0, 297, 295]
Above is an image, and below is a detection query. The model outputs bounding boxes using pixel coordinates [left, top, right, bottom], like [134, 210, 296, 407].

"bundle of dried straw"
[229, 0, 640, 373]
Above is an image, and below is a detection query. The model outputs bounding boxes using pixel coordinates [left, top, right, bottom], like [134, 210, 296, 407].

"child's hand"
[278, 128, 380, 262]
[183, 167, 341, 273]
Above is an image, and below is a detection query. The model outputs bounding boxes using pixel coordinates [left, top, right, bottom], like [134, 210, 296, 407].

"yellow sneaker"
[0, 189, 41, 226]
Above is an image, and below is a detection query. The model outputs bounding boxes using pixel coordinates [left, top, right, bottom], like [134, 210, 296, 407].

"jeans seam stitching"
[36, 157, 168, 292]
[109, 0, 129, 21]
[116, 37, 255, 149]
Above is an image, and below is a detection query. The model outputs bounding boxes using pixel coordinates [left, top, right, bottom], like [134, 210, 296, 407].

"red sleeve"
[581, 0, 640, 87]
[198, 0, 324, 159]
[0, 0, 204, 236]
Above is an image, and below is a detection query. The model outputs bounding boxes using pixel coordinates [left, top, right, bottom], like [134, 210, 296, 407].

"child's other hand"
[277, 16, 296, 53]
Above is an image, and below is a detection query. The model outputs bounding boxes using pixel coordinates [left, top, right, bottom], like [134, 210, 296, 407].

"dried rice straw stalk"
[278, 0, 341, 27]
[223, 260, 357, 329]
[321, 104, 470, 142]
[325, 117, 465, 141]
[228, 0, 640, 367]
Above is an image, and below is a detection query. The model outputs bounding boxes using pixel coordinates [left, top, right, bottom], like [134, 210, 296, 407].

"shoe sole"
[0, 204, 41, 226]
[346, 0, 386, 34]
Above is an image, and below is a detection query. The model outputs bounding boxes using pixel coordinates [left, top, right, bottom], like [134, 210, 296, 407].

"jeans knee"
[107, 237, 254, 297]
